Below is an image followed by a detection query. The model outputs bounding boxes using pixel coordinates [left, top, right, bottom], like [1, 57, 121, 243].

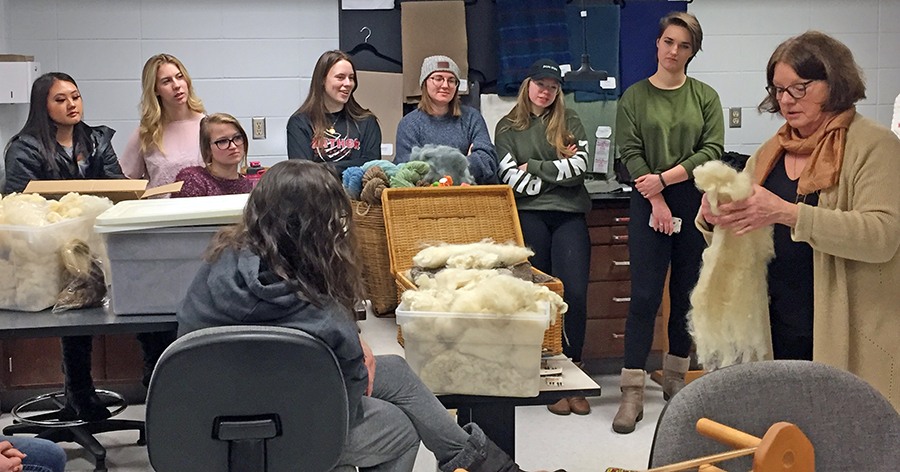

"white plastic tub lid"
[93, 194, 248, 233]
[395, 301, 550, 323]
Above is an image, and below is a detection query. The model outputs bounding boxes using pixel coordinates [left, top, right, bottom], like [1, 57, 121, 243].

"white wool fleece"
[412, 239, 534, 269]
[688, 161, 775, 369]
[402, 268, 567, 317]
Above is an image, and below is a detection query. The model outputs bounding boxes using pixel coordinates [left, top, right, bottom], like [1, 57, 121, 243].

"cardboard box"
[401, 1, 469, 103]
[23, 180, 183, 203]
[396, 302, 550, 397]
[355, 71, 403, 160]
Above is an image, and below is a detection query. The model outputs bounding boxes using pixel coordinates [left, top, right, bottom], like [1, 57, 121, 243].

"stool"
[2, 389, 146, 472]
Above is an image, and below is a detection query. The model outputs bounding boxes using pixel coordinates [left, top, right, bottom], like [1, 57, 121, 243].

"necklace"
[327, 113, 341, 134]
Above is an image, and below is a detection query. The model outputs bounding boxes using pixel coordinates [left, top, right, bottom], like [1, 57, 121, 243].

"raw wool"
[401, 269, 554, 397]
[0, 192, 113, 311]
[412, 239, 534, 269]
[404, 268, 566, 317]
[410, 144, 475, 185]
[688, 161, 775, 369]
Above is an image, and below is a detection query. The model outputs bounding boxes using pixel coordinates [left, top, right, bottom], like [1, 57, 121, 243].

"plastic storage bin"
[100, 226, 223, 314]
[0, 216, 97, 311]
[396, 302, 550, 397]
[94, 195, 248, 314]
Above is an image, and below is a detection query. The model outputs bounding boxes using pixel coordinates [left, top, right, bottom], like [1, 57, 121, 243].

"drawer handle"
[612, 297, 631, 303]
[612, 235, 628, 242]
[614, 217, 630, 223]
[612, 333, 625, 339]
[612, 260, 630, 266]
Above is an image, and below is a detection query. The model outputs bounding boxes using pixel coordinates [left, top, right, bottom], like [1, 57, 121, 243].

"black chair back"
[146, 325, 348, 472]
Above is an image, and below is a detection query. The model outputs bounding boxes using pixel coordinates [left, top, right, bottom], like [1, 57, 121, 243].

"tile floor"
[0, 314, 668, 471]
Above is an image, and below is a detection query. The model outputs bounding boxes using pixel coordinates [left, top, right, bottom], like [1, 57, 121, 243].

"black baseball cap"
[526, 59, 563, 82]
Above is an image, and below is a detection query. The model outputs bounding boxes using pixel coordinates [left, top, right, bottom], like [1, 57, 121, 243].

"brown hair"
[658, 11, 704, 69]
[294, 50, 374, 144]
[498, 77, 573, 155]
[206, 160, 365, 314]
[199, 113, 249, 169]
[417, 78, 462, 117]
[758, 31, 866, 115]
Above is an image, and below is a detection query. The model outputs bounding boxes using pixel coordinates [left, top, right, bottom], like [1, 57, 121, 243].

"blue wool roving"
[361, 159, 401, 178]
[342, 167, 365, 200]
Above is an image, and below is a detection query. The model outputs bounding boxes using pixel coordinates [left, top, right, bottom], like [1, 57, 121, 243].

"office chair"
[3, 389, 145, 472]
[145, 325, 349, 472]
[649, 360, 900, 472]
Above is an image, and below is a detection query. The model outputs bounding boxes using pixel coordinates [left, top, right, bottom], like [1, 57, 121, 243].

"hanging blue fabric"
[564, 3, 620, 102]
[618, 0, 688, 97]
[496, 0, 572, 96]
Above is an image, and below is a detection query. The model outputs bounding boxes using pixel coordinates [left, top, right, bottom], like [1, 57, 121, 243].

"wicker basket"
[381, 185, 564, 354]
[351, 200, 398, 316]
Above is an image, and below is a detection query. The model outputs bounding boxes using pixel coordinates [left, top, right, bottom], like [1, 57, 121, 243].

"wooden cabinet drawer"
[587, 281, 631, 319]
[589, 244, 630, 281]
[586, 207, 630, 226]
[584, 316, 667, 359]
[588, 226, 628, 245]
[584, 319, 626, 358]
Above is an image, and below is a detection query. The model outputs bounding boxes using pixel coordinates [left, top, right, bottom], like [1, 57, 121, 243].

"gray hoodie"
[176, 247, 368, 424]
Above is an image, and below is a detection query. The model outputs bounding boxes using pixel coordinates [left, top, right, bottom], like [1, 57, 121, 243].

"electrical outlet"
[252, 117, 266, 139]
[729, 108, 742, 128]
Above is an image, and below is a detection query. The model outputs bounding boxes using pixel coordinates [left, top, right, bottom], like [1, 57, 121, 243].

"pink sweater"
[119, 115, 204, 194]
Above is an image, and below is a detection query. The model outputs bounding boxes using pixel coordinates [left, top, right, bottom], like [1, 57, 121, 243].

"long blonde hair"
[138, 54, 205, 154]
[500, 78, 573, 155]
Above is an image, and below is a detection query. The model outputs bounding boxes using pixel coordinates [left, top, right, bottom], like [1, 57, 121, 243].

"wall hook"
[360, 26, 372, 43]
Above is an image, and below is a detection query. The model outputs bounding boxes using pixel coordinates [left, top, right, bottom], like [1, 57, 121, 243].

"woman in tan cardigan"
[699, 31, 900, 410]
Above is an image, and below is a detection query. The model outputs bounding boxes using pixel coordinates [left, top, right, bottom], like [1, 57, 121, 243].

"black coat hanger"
[347, 27, 402, 67]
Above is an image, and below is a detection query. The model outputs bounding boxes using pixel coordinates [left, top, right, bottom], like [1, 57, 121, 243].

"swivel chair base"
[2, 390, 146, 472]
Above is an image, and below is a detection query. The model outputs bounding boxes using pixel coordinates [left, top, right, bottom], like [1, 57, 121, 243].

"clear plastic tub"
[0, 216, 98, 311]
[396, 303, 550, 397]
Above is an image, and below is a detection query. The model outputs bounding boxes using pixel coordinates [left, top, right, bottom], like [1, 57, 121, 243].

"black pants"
[518, 210, 591, 362]
[623, 181, 705, 369]
[61, 330, 177, 393]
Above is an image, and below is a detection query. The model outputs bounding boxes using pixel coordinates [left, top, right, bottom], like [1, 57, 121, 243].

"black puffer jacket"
[2, 124, 124, 193]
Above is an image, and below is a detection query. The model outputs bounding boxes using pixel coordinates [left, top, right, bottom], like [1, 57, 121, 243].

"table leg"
[456, 403, 516, 460]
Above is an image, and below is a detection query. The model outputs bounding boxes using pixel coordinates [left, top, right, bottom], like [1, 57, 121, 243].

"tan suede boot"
[612, 368, 645, 434]
[662, 353, 691, 401]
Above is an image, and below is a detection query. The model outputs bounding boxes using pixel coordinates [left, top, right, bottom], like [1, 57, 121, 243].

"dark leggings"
[518, 210, 591, 362]
[623, 181, 705, 369]
[61, 330, 177, 392]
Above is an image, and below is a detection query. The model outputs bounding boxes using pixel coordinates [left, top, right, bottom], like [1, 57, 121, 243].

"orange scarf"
[752, 108, 856, 195]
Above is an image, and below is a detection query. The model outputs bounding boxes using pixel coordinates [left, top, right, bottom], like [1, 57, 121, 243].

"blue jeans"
[1, 436, 67, 472]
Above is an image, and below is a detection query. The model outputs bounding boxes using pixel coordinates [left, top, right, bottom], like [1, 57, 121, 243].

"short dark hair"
[758, 31, 866, 115]
[658, 11, 704, 69]
[206, 160, 365, 315]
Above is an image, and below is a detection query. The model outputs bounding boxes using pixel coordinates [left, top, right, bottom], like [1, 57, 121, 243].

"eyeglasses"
[532, 81, 560, 94]
[429, 76, 458, 87]
[766, 80, 815, 100]
[212, 135, 245, 150]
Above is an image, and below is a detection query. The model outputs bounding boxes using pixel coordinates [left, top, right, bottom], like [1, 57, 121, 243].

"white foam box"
[395, 303, 550, 397]
[0, 216, 97, 311]
[94, 194, 248, 314]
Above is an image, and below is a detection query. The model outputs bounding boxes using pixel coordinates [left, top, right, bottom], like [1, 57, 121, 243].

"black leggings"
[518, 210, 591, 362]
[624, 181, 705, 369]
[61, 330, 177, 393]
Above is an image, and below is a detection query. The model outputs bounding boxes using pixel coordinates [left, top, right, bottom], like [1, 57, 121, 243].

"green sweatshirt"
[495, 108, 591, 213]
[616, 77, 724, 180]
